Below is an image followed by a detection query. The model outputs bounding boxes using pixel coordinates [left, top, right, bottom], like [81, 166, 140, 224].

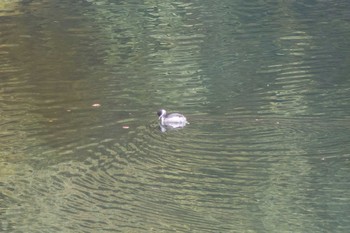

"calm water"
[1, 0, 350, 232]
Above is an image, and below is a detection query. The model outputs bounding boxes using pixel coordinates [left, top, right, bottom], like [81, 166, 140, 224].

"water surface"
[1, 0, 350, 232]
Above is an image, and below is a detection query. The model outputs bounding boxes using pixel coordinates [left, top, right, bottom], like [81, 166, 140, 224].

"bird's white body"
[157, 109, 189, 130]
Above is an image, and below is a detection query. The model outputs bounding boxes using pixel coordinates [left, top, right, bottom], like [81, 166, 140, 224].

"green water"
[1, 0, 350, 232]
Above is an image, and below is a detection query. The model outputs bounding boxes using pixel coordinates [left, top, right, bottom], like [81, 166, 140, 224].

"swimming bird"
[157, 109, 189, 130]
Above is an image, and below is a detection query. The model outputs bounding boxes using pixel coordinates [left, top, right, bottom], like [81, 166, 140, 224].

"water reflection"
[1, 0, 350, 232]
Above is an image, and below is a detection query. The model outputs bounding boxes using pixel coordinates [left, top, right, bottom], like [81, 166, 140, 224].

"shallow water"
[1, 0, 350, 232]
